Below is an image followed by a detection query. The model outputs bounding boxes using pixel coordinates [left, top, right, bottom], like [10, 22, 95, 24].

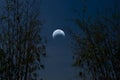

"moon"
[52, 29, 65, 38]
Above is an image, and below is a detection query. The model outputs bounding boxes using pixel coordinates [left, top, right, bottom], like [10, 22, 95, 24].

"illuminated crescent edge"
[52, 29, 65, 38]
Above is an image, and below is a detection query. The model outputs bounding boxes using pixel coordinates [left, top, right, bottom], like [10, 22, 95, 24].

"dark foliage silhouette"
[0, 0, 46, 80]
[69, 3, 120, 80]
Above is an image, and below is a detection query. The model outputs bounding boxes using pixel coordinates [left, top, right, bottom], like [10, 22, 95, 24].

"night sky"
[39, 0, 119, 80]
[0, 0, 119, 80]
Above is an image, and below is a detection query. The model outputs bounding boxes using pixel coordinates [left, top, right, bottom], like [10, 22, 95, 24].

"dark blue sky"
[0, 0, 119, 80]
[39, 0, 119, 80]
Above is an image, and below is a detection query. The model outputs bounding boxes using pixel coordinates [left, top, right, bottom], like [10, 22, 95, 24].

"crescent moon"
[52, 29, 65, 38]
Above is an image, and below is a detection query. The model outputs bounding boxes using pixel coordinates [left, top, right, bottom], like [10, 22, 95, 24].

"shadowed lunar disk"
[52, 29, 65, 38]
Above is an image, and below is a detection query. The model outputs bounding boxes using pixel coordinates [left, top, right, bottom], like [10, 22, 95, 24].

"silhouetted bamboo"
[0, 0, 46, 80]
